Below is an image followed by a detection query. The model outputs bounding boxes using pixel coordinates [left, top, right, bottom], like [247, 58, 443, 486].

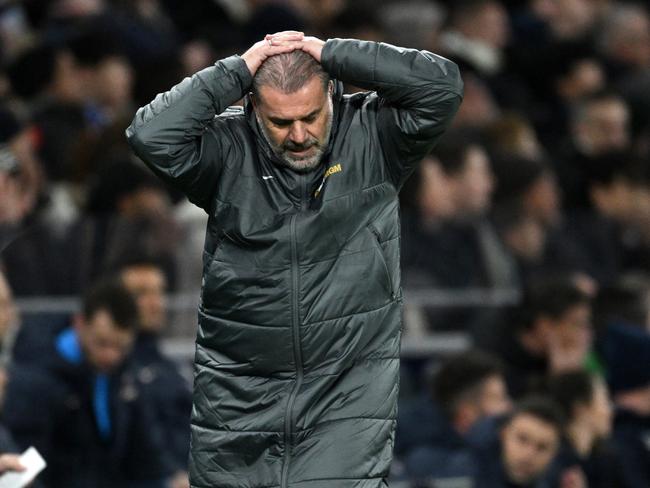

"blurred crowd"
[0, 0, 649, 487]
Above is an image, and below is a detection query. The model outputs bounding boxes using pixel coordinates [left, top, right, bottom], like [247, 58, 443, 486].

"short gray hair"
[251, 50, 329, 99]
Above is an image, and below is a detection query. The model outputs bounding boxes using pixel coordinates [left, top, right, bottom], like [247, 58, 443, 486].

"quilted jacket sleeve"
[126, 56, 253, 211]
[321, 39, 463, 189]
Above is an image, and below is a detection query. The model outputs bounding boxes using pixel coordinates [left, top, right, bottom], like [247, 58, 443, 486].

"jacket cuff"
[218, 55, 254, 95]
[321, 38, 372, 82]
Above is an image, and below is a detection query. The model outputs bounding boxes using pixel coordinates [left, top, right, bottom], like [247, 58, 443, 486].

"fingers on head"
[266, 31, 304, 40]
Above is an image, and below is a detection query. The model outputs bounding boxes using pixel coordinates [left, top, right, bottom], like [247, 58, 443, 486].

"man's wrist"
[223, 55, 254, 92]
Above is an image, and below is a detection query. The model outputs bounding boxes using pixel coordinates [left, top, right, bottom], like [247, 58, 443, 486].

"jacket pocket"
[368, 223, 396, 300]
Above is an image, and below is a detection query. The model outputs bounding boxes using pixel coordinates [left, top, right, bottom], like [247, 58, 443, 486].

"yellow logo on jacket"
[314, 163, 342, 197]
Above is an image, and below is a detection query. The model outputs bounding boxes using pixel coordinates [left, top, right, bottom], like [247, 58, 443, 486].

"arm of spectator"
[319, 38, 463, 188]
[1, 368, 57, 473]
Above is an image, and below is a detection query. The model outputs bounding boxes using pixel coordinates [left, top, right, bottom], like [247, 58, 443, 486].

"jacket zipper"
[281, 183, 306, 488]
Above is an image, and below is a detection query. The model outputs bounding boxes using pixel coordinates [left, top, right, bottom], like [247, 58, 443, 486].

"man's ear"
[328, 80, 334, 95]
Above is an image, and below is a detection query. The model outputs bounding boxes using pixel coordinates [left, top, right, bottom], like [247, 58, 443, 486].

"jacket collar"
[56, 327, 83, 365]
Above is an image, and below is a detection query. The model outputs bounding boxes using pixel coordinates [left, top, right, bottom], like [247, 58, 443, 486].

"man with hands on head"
[127, 31, 462, 488]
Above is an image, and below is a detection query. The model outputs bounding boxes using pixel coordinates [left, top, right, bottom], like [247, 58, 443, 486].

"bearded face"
[254, 77, 333, 173]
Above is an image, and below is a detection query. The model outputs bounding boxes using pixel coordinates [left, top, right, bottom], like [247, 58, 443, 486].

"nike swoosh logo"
[262, 175, 274, 180]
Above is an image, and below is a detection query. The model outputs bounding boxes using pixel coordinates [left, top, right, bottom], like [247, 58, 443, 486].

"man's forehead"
[257, 78, 328, 119]
[510, 414, 558, 440]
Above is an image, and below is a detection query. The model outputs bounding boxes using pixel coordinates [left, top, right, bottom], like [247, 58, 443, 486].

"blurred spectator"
[2, 158, 178, 296]
[492, 202, 549, 282]
[490, 155, 592, 284]
[0, 270, 18, 366]
[474, 396, 564, 488]
[180, 39, 214, 77]
[400, 350, 511, 485]
[531, 0, 603, 42]
[594, 275, 650, 334]
[535, 42, 606, 148]
[402, 130, 500, 289]
[486, 113, 544, 161]
[548, 371, 625, 488]
[65, 29, 134, 131]
[7, 40, 88, 182]
[379, 1, 444, 50]
[599, 322, 650, 488]
[625, 157, 650, 245]
[570, 92, 630, 157]
[60, 160, 179, 294]
[43, 0, 179, 69]
[563, 152, 650, 284]
[553, 48, 605, 107]
[288, 0, 345, 37]
[118, 257, 191, 486]
[0, 271, 30, 478]
[599, 3, 650, 78]
[452, 70, 501, 128]
[559, 92, 630, 209]
[597, 3, 650, 134]
[441, 0, 510, 77]
[244, 2, 307, 47]
[2, 278, 173, 487]
[401, 130, 516, 334]
[156, 0, 240, 60]
[491, 156, 560, 229]
[0, 106, 42, 251]
[487, 276, 593, 398]
[329, 2, 384, 43]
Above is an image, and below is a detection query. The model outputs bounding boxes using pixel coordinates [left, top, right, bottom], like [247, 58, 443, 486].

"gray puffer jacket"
[127, 38, 462, 488]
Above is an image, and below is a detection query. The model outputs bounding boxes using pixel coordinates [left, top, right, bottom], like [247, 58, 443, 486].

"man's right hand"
[241, 31, 304, 77]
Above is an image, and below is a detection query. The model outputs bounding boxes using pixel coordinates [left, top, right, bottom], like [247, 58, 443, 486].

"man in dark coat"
[399, 351, 511, 486]
[119, 257, 192, 487]
[603, 322, 650, 488]
[127, 31, 462, 487]
[474, 398, 564, 488]
[2, 279, 172, 488]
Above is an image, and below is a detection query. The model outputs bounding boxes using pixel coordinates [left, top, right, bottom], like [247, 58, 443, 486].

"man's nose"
[289, 122, 307, 145]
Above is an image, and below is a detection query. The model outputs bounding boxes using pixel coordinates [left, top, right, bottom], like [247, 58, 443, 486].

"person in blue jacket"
[118, 256, 192, 488]
[3, 278, 174, 488]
